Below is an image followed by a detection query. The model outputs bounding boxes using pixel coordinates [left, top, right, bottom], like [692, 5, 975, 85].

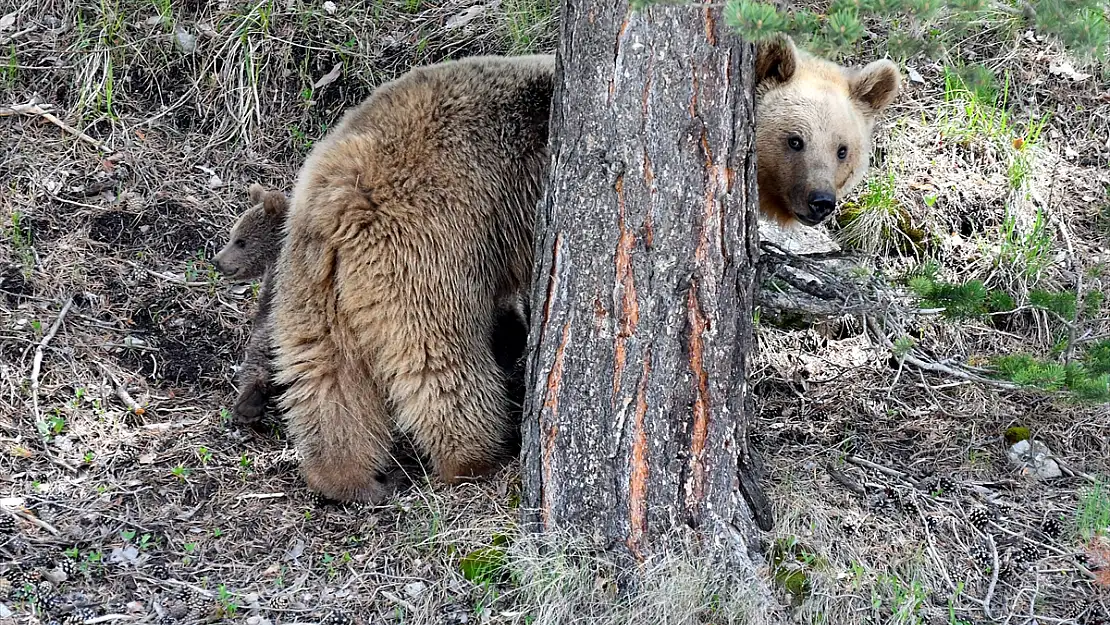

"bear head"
[754, 34, 901, 226]
[212, 183, 288, 281]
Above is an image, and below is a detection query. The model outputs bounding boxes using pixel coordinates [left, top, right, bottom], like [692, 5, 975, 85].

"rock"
[758, 217, 840, 256]
[42, 568, 67, 584]
[174, 28, 197, 55]
[1007, 439, 1062, 480]
[402, 581, 426, 599]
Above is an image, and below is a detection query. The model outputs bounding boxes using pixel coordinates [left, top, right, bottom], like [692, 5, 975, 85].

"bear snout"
[807, 190, 836, 220]
[212, 255, 235, 277]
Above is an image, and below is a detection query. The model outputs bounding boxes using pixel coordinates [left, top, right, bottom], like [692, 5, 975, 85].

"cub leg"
[233, 268, 277, 426]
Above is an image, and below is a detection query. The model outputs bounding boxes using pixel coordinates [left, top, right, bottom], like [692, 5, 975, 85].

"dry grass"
[1, 0, 1109, 624]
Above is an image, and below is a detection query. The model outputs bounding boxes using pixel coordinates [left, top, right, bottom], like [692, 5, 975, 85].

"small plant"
[836, 170, 923, 255]
[1, 44, 17, 88]
[217, 584, 238, 617]
[196, 446, 213, 465]
[504, 0, 555, 54]
[459, 534, 511, 586]
[769, 536, 824, 605]
[892, 335, 914, 358]
[171, 464, 191, 480]
[991, 349, 1110, 402]
[150, 0, 173, 28]
[998, 206, 1053, 280]
[1076, 480, 1110, 541]
[6, 211, 35, 276]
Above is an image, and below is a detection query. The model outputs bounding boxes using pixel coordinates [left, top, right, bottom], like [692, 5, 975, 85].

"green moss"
[770, 538, 824, 604]
[1003, 426, 1030, 446]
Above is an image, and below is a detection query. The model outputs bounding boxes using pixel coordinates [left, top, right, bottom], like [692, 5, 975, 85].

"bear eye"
[787, 136, 804, 151]
[234, 239, 246, 249]
[837, 145, 848, 160]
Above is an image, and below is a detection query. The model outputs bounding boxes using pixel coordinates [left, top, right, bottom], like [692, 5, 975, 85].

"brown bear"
[271, 39, 900, 503]
[754, 34, 901, 225]
[213, 183, 289, 426]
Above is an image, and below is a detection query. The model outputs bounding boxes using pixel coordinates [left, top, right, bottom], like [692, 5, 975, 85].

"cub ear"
[262, 191, 289, 218]
[848, 59, 902, 115]
[755, 34, 798, 87]
[248, 183, 267, 205]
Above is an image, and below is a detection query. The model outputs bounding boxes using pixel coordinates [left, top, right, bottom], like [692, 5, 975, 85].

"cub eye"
[787, 136, 804, 151]
[234, 239, 246, 248]
[837, 145, 848, 160]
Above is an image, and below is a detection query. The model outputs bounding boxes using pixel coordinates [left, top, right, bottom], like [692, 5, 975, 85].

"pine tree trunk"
[522, 0, 772, 566]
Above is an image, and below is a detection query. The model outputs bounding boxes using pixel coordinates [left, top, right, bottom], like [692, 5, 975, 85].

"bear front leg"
[233, 269, 277, 426]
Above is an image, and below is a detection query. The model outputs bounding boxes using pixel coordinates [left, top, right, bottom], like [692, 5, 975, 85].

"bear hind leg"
[279, 344, 399, 503]
[390, 340, 512, 485]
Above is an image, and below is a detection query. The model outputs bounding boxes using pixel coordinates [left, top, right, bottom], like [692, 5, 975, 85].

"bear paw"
[232, 379, 271, 425]
[303, 463, 400, 505]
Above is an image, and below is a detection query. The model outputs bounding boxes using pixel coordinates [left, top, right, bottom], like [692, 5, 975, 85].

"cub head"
[754, 34, 901, 226]
[212, 183, 288, 281]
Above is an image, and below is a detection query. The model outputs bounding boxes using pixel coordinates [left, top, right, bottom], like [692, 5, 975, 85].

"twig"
[95, 362, 146, 415]
[844, 454, 914, 485]
[234, 492, 286, 501]
[381, 590, 418, 613]
[3, 506, 61, 536]
[28, 295, 78, 473]
[825, 462, 867, 496]
[867, 316, 1020, 389]
[121, 260, 210, 288]
[981, 534, 1000, 618]
[136, 576, 215, 598]
[1, 102, 111, 152]
[83, 615, 133, 624]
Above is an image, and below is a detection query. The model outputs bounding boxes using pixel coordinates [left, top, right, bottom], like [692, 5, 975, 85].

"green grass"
[6, 211, 34, 277]
[997, 206, 1053, 281]
[1076, 480, 1110, 541]
[836, 170, 924, 255]
[504, 0, 555, 54]
[1, 44, 16, 89]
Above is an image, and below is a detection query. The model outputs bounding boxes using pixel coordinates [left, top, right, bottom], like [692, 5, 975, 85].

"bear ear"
[755, 34, 798, 88]
[262, 192, 289, 218]
[848, 59, 902, 116]
[248, 183, 267, 205]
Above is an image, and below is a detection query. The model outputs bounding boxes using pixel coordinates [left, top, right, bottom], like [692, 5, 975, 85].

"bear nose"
[807, 191, 836, 219]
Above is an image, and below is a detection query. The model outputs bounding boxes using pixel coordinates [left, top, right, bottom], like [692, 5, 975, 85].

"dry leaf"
[313, 62, 343, 90]
[1048, 61, 1091, 82]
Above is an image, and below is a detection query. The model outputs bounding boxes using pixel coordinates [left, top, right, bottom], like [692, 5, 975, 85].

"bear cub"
[213, 183, 289, 426]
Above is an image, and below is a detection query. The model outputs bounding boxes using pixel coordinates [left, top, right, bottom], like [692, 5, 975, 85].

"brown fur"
[754, 35, 901, 226]
[272, 40, 899, 503]
[214, 184, 289, 426]
[271, 55, 551, 503]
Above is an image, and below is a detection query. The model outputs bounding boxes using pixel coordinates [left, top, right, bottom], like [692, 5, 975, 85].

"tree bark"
[522, 0, 771, 567]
